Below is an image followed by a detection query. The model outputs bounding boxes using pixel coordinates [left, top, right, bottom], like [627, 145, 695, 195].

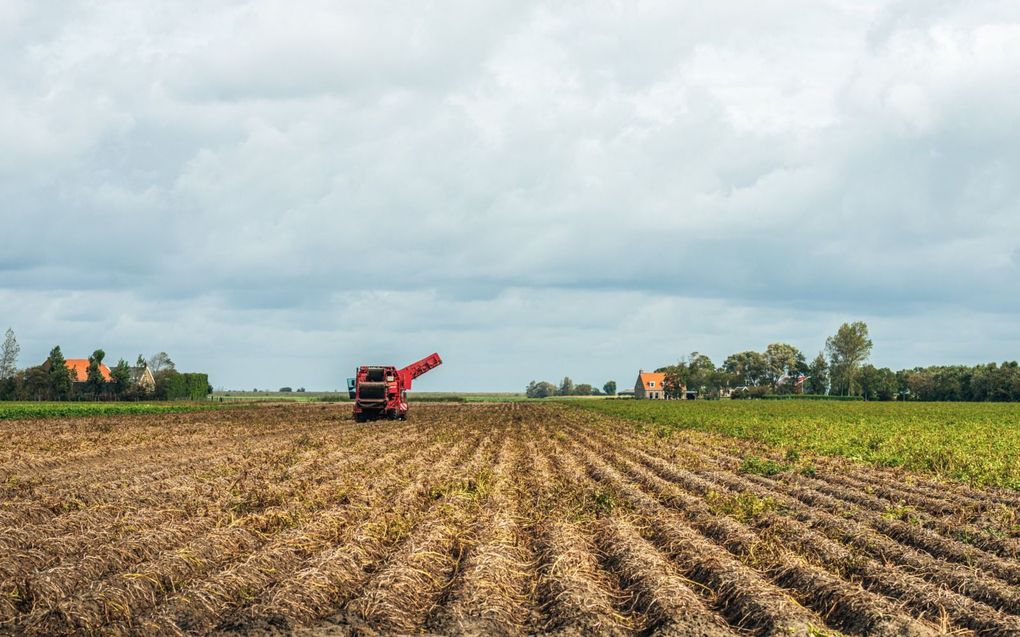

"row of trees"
[860, 363, 1020, 402]
[652, 322, 877, 397]
[0, 328, 205, 401]
[522, 323, 875, 401]
[655, 322, 1020, 402]
[525, 378, 617, 398]
[650, 324, 852, 398]
[0, 344, 134, 401]
[652, 322, 873, 399]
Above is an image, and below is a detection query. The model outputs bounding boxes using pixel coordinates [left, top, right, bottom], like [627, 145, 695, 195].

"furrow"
[743, 472, 1020, 586]
[17, 432, 427, 636]
[595, 516, 739, 637]
[528, 439, 634, 636]
[345, 437, 496, 633]
[572, 433, 940, 637]
[1, 426, 413, 629]
[557, 436, 839, 637]
[247, 429, 488, 629]
[433, 434, 538, 636]
[577, 422, 1020, 617]
[584, 414, 1020, 562]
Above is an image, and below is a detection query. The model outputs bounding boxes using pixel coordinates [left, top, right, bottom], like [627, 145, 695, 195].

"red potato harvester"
[347, 353, 443, 421]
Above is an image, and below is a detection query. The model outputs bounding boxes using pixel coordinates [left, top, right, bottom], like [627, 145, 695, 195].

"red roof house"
[64, 359, 112, 382]
[634, 370, 667, 399]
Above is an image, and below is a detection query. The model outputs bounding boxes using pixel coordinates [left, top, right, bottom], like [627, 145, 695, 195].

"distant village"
[0, 328, 209, 401]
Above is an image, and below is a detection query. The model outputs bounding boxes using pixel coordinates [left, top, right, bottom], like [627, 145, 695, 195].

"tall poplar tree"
[825, 322, 873, 396]
[0, 328, 19, 380]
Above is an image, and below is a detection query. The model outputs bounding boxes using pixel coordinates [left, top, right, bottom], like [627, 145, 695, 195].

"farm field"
[211, 392, 350, 404]
[208, 391, 531, 404]
[0, 401, 226, 420]
[579, 399, 1020, 490]
[2, 404, 1020, 636]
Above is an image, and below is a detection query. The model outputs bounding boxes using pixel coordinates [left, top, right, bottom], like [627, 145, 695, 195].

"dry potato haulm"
[2, 402, 1020, 636]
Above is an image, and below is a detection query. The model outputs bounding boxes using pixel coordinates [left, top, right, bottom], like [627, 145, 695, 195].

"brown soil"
[1, 403, 1018, 636]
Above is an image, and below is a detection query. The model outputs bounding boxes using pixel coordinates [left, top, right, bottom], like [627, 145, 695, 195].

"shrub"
[155, 371, 210, 400]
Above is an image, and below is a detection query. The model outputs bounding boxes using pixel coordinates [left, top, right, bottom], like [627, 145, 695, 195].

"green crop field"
[0, 402, 226, 420]
[574, 399, 1020, 490]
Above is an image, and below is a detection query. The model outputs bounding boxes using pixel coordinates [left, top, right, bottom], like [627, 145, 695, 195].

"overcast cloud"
[2, 1, 1019, 391]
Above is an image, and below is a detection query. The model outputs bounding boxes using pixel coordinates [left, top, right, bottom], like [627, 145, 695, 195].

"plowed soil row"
[1, 403, 1018, 636]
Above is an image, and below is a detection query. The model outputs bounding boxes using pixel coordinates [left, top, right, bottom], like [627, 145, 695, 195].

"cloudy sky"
[2, 1, 1019, 391]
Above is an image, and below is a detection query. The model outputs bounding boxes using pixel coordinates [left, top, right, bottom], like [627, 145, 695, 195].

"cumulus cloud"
[2, 0, 1019, 389]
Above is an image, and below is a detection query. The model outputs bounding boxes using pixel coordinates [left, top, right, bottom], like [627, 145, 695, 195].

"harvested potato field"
[2, 403, 1020, 636]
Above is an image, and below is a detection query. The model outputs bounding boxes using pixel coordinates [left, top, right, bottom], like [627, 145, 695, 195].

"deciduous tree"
[825, 321, 873, 396]
[723, 351, 767, 387]
[25, 366, 49, 400]
[603, 380, 616, 396]
[687, 352, 716, 394]
[0, 328, 19, 381]
[558, 376, 575, 396]
[805, 353, 829, 395]
[148, 352, 175, 374]
[525, 380, 557, 398]
[764, 342, 806, 386]
[656, 363, 688, 399]
[859, 365, 898, 401]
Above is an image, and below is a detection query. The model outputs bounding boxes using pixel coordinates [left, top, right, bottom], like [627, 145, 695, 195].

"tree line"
[654, 322, 873, 399]
[657, 322, 1020, 401]
[524, 321, 1020, 402]
[526, 378, 617, 398]
[0, 328, 209, 401]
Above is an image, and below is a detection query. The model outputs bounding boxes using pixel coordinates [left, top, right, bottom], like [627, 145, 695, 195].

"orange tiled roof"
[65, 359, 112, 382]
[638, 372, 665, 390]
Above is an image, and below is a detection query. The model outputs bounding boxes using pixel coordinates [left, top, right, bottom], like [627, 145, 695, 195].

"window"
[648, 381, 655, 388]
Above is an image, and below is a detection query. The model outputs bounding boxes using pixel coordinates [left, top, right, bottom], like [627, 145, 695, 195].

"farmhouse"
[130, 366, 156, 393]
[64, 359, 111, 384]
[634, 370, 667, 399]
